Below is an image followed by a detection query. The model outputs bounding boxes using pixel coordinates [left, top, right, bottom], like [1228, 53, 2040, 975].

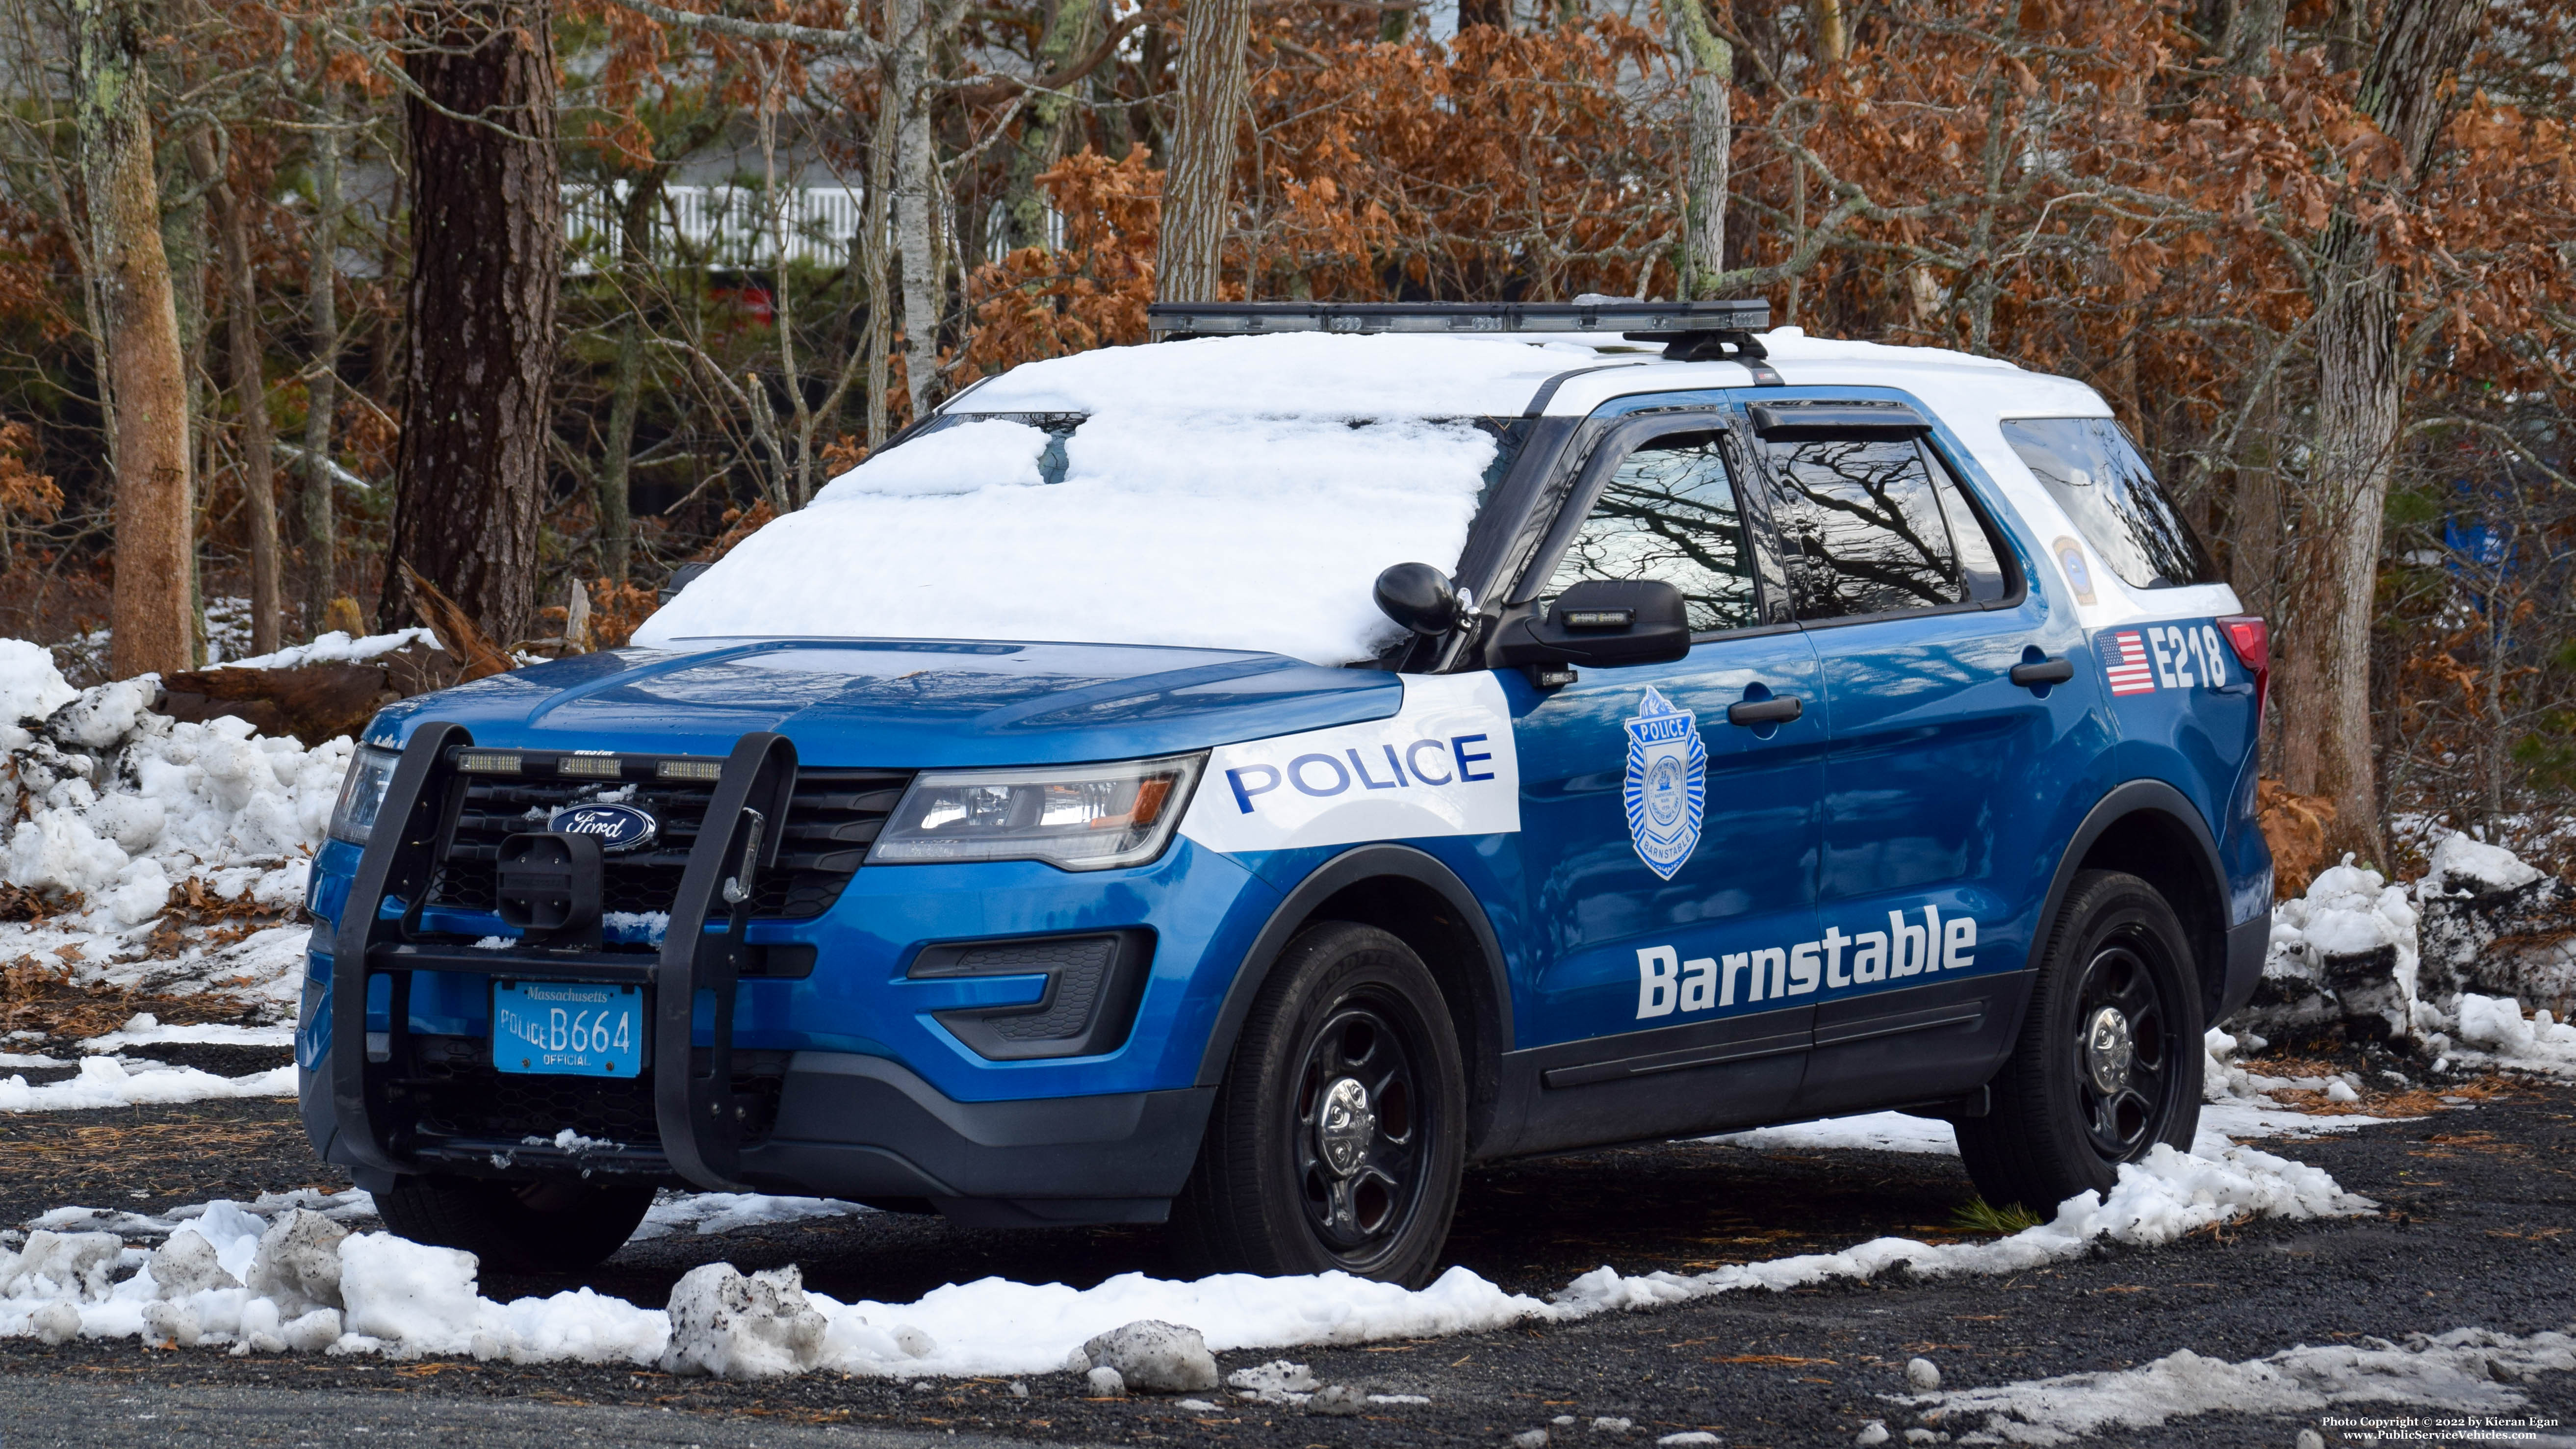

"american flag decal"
[2104, 632, 2157, 695]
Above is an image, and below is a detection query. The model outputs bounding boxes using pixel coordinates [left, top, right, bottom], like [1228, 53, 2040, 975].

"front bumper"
[303, 1050, 1213, 1226]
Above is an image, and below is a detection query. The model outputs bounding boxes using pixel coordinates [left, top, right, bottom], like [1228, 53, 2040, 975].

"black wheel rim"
[1289, 991, 1432, 1268]
[2069, 932, 2177, 1166]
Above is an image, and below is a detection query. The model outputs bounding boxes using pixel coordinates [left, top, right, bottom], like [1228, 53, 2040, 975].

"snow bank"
[0, 640, 353, 1015]
[0, 1139, 2370, 1379]
[1549, 1141, 2369, 1318]
[0, 1057, 295, 1113]
[0, 653, 348, 929]
[638, 334, 1620, 664]
[2437, 993, 2576, 1074]
[2230, 833, 2576, 1077]
[213, 628, 439, 673]
[2244, 856, 2421, 1041]
[1899, 1326, 2576, 1445]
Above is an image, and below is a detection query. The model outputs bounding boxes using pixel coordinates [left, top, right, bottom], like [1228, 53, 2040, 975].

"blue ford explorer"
[300, 300, 2273, 1283]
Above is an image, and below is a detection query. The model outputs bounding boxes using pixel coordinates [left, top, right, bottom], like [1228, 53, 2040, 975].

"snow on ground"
[0, 1138, 2372, 1380]
[1896, 1326, 2576, 1445]
[77, 1012, 295, 1053]
[628, 1193, 869, 1242]
[0, 1057, 295, 1113]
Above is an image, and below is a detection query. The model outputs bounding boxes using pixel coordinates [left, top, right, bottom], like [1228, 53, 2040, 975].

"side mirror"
[1374, 562, 1465, 636]
[1488, 579, 1691, 674]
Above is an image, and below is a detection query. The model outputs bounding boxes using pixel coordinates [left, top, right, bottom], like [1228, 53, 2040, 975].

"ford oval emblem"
[551, 802, 660, 854]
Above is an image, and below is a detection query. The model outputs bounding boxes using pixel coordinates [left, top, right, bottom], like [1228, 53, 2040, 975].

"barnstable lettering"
[1636, 906, 1979, 1018]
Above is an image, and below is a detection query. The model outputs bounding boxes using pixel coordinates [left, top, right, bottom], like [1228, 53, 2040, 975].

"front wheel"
[375, 1176, 655, 1274]
[1171, 921, 1466, 1286]
[1956, 870, 2205, 1213]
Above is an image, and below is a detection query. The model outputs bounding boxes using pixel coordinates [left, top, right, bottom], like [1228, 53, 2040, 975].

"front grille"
[404, 1035, 788, 1148]
[425, 764, 910, 921]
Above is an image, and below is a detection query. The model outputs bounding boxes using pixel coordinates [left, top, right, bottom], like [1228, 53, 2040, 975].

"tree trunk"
[1002, 0, 1096, 251]
[385, 0, 562, 647]
[1156, 0, 1249, 306]
[213, 170, 283, 656]
[2288, 0, 2486, 863]
[1664, 0, 1731, 298]
[864, 79, 897, 450]
[890, 0, 940, 422]
[74, 0, 194, 678]
[1458, 0, 1505, 30]
[598, 176, 661, 582]
[303, 80, 343, 636]
[2222, 0, 2286, 73]
[1808, 0, 1844, 64]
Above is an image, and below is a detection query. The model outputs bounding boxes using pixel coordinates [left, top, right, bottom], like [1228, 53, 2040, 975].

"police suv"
[302, 300, 2271, 1284]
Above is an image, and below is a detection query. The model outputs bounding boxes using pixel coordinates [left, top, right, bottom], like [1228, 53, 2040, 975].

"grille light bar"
[1146, 299, 1769, 337]
[557, 755, 625, 779]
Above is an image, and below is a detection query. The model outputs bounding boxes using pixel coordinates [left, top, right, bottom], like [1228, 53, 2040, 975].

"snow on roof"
[634, 327, 2128, 663]
[952, 331, 1623, 419]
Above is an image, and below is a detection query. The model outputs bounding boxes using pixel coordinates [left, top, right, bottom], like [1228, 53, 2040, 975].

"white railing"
[565, 183, 866, 272]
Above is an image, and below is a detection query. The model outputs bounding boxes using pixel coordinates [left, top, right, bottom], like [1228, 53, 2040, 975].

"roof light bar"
[1146, 299, 1769, 337]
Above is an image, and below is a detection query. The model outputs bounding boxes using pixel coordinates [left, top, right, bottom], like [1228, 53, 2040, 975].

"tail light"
[2217, 615, 2268, 722]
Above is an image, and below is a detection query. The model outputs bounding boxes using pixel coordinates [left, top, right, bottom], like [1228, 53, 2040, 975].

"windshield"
[632, 410, 1511, 665]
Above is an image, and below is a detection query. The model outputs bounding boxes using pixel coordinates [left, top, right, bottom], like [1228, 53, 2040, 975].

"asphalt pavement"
[1, 1071, 2571, 1448]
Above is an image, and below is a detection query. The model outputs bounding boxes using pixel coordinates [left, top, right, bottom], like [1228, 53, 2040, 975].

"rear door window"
[1999, 417, 2219, 589]
[1762, 436, 1965, 621]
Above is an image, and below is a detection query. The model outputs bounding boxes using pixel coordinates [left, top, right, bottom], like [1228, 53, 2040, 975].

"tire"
[375, 1176, 655, 1274]
[1171, 921, 1467, 1286]
[1956, 870, 2205, 1213]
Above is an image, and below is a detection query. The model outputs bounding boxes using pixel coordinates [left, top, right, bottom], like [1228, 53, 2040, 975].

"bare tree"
[1664, 0, 1730, 298]
[2282, 0, 2488, 861]
[384, 0, 562, 645]
[74, 0, 193, 675]
[1155, 0, 1248, 305]
[301, 70, 345, 633]
[210, 146, 282, 654]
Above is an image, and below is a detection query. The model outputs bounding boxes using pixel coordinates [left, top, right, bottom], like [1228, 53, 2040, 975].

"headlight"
[868, 753, 1205, 872]
[329, 746, 401, 845]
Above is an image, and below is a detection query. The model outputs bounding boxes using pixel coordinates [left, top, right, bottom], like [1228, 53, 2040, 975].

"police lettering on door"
[1634, 906, 1979, 1018]
[1176, 673, 1522, 855]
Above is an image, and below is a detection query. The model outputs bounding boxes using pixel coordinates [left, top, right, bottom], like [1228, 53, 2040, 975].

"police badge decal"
[1623, 686, 1706, 880]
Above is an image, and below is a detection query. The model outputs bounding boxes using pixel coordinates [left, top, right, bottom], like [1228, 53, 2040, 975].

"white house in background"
[563, 181, 1062, 274]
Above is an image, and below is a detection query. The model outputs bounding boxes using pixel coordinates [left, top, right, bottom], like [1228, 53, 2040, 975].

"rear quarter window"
[1999, 417, 2219, 590]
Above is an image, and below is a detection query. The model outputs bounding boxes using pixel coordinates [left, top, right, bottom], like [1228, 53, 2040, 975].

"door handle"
[2009, 657, 2075, 688]
[1726, 695, 1804, 726]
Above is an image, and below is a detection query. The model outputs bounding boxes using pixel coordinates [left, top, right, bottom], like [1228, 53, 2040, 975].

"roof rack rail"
[1146, 299, 1769, 337]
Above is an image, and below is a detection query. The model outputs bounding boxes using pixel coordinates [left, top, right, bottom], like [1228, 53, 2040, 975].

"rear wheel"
[1171, 921, 1466, 1286]
[1956, 870, 2204, 1213]
[375, 1176, 654, 1274]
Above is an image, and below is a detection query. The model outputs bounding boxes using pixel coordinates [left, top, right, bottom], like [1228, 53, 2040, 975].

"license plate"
[492, 981, 643, 1077]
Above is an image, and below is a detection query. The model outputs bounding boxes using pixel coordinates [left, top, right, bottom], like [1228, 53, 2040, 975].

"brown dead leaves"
[2258, 778, 2338, 899]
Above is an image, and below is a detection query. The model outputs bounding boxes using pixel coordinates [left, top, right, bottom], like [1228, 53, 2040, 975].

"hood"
[364, 638, 1403, 767]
